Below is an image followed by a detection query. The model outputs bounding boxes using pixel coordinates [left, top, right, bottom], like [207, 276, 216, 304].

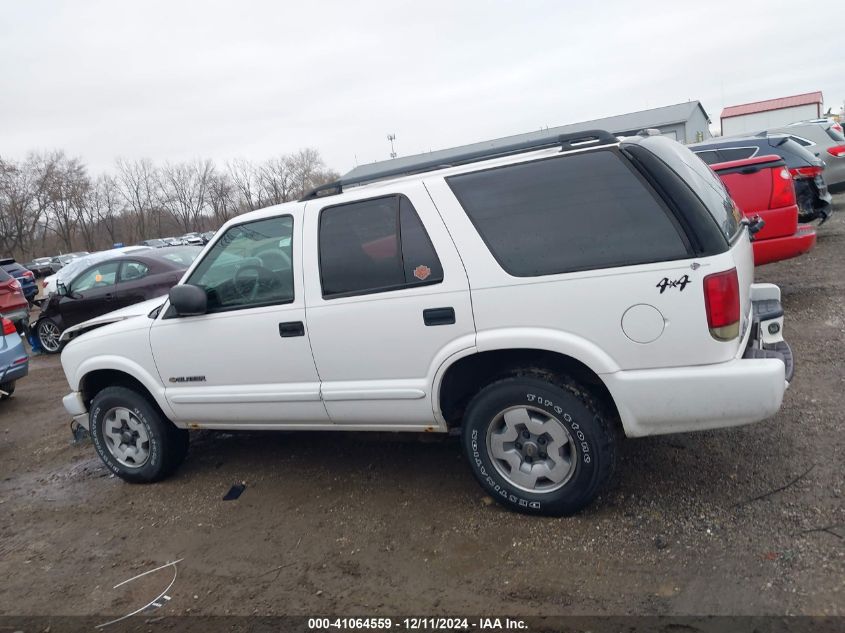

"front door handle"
[105, 293, 114, 301]
[279, 321, 305, 337]
[423, 307, 455, 326]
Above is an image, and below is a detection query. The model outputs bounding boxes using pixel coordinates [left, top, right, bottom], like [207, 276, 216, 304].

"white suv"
[59, 130, 792, 516]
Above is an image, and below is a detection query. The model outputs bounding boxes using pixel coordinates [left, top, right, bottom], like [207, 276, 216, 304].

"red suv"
[0, 267, 29, 329]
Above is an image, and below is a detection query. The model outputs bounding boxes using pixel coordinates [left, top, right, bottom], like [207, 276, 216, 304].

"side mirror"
[169, 284, 207, 317]
[57, 282, 69, 297]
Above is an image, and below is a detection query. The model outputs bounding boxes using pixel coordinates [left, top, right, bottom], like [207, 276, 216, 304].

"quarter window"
[120, 261, 149, 281]
[186, 215, 294, 312]
[319, 195, 443, 298]
[447, 150, 689, 277]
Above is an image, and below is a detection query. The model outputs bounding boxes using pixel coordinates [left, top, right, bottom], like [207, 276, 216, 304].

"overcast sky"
[2, 0, 843, 175]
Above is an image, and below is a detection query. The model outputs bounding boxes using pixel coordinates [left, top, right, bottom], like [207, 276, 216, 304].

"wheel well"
[80, 370, 158, 411]
[438, 349, 620, 429]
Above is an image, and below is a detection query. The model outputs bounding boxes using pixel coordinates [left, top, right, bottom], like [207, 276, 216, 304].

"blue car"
[0, 258, 38, 302]
[0, 317, 28, 400]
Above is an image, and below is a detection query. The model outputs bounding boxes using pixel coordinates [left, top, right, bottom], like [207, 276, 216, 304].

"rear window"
[0, 267, 11, 282]
[639, 137, 740, 241]
[825, 126, 845, 143]
[446, 149, 689, 277]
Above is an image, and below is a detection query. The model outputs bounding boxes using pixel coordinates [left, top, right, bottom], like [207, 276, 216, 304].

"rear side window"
[446, 150, 688, 277]
[319, 195, 443, 298]
[639, 137, 740, 242]
[693, 150, 720, 165]
[717, 147, 757, 161]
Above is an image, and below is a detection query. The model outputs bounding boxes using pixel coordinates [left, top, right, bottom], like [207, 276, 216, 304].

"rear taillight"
[790, 166, 822, 179]
[832, 123, 843, 134]
[826, 145, 845, 158]
[10, 279, 21, 290]
[703, 268, 740, 341]
[2, 318, 16, 336]
[23, 271, 34, 279]
[769, 167, 796, 208]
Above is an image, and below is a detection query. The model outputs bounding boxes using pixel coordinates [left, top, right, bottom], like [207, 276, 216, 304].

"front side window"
[319, 195, 443, 298]
[72, 261, 120, 292]
[186, 215, 294, 312]
[447, 149, 689, 277]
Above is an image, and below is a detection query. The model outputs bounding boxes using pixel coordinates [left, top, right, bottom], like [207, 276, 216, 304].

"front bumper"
[604, 283, 791, 438]
[62, 391, 90, 429]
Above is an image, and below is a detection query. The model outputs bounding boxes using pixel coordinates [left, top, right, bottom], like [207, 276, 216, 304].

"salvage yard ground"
[1, 194, 843, 618]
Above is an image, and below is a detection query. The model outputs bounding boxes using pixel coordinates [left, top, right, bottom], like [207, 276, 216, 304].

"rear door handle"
[423, 307, 455, 326]
[279, 321, 305, 337]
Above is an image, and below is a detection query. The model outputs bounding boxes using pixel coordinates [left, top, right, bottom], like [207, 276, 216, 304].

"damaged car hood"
[60, 296, 168, 342]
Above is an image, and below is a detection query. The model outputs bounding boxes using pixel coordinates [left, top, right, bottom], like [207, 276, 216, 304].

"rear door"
[302, 182, 475, 427]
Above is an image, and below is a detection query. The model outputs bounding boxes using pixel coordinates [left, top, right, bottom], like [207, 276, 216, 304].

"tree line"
[0, 148, 339, 261]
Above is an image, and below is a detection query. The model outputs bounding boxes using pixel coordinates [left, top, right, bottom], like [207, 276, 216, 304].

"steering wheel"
[233, 264, 277, 301]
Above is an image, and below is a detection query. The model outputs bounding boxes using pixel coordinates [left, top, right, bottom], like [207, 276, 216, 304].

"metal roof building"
[344, 102, 712, 183]
[720, 91, 823, 137]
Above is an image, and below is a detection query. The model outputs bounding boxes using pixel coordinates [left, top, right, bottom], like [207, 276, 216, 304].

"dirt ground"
[1, 196, 843, 621]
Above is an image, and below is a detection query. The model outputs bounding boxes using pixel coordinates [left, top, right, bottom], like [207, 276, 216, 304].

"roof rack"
[300, 129, 618, 201]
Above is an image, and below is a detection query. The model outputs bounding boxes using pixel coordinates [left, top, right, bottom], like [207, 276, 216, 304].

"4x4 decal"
[656, 274, 690, 294]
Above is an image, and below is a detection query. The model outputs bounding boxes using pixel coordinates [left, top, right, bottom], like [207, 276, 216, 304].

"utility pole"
[387, 134, 397, 159]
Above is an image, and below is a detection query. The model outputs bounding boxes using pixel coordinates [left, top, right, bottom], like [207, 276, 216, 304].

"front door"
[61, 260, 121, 327]
[149, 209, 329, 427]
[303, 182, 476, 428]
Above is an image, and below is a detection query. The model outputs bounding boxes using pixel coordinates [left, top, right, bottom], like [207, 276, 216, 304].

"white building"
[721, 92, 823, 137]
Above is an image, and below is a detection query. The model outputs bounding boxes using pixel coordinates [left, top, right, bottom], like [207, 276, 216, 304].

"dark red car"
[709, 154, 816, 266]
[35, 247, 201, 353]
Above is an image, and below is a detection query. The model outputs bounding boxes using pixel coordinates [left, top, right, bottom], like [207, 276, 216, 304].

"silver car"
[770, 122, 845, 190]
[0, 317, 28, 400]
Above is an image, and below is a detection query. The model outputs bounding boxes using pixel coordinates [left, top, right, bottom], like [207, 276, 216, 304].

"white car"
[59, 130, 792, 516]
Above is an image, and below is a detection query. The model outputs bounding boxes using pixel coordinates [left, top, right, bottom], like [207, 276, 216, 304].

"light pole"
[387, 134, 397, 159]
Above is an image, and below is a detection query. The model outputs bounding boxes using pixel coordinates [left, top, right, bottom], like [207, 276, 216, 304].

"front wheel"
[462, 376, 616, 516]
[90, 386, 189, 483]
[36, 318, 64, 354]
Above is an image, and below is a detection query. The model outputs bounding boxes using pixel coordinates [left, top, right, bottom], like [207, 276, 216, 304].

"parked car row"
[690, 118, 844, 223]
[139, 231, 215, 248]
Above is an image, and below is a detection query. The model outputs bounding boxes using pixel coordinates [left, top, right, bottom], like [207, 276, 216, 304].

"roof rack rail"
[300, 129, 617, 201]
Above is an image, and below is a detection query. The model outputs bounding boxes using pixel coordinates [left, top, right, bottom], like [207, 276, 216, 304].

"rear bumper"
[0, 307, 29, 325]
[753, 224, 817, 266]
[605, 283, 790, 438]
[0, 337, 29, 386]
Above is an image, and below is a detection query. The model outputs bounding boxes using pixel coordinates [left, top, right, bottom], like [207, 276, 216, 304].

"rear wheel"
[462, 376, 616, 516]
[36, 318, 64, 354]
[0, 382, 15, 400]
[90, 386, 189, 483]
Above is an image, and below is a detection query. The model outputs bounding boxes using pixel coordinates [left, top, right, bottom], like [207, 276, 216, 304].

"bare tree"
[158, 159, 214, 233]
[208, 170, 237, 226]
[228, 159, 262, 212]
[116, 158, 159, 242]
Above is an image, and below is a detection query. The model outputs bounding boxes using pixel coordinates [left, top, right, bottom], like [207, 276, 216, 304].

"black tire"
[90, 386, 189, 483]
[0, 382, 15, 400]
[461, 375, 616, 516]
[36, 318, 65, 354]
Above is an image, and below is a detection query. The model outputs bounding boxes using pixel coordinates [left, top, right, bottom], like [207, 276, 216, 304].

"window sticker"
[413, 265, 431, 281]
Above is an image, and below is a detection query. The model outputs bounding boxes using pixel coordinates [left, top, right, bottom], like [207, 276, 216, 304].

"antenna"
[387, 133, 397, 159]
